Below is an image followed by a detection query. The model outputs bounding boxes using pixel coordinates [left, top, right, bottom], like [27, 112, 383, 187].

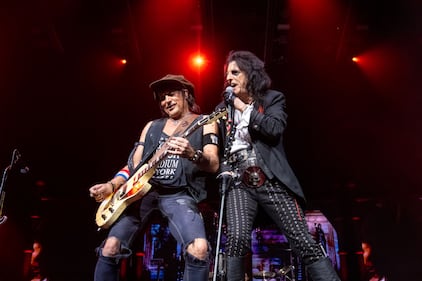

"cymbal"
[253, 271, 276, 279]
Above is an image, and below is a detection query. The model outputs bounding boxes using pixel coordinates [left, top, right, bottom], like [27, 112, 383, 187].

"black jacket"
[218, 89, 305, 201]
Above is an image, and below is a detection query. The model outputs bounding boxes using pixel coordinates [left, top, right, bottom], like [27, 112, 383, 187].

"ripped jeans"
[94, 189, 210, 281]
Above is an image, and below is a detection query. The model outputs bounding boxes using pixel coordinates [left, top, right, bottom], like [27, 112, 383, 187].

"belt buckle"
[242, 166, 266, 188]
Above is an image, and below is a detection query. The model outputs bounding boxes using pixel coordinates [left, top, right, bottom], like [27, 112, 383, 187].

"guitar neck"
[147, 121, 199, 167]
[146, 143, 169, 170]
[181, 122, 200, 138]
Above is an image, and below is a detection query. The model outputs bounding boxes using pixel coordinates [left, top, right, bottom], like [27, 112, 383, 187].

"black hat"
[149, 74, 195, 100]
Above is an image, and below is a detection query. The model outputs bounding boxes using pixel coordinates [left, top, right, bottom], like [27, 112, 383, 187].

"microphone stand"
[213, 104, 235, 281]
[212, 172, 232, 281]
[0, 149, 21, 225]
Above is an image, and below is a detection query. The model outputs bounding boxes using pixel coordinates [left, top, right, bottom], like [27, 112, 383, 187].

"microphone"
[222, 86, 235, 136]
[11, 149, 30, 174]
[20, 166, 30, 174]
[223, 86, 235, 106]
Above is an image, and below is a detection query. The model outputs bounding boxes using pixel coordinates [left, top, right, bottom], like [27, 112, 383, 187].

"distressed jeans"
[94, 190, 210, 281]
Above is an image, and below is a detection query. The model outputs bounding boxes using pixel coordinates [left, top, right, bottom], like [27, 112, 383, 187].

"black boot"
[306, 257, 341, 281]
[226, 256, 246, 281]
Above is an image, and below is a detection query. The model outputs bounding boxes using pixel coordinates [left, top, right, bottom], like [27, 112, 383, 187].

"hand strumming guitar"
[89, 182, 114, 202]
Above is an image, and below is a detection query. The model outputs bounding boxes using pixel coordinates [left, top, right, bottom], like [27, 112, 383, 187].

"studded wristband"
[189, 149, 203, 163]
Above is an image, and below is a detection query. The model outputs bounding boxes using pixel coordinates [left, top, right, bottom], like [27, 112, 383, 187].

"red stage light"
[352, 56, 360, 63]
[191, 54, 205, 69]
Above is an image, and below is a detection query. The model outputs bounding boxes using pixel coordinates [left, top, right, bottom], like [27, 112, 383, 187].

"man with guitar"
[89, 74, 220, 281]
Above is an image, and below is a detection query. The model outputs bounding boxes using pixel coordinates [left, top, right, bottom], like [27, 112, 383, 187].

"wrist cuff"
[189, 149, 203, 163]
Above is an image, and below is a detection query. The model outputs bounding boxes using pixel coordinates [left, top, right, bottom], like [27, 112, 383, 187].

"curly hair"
[224, 50, 272, 103]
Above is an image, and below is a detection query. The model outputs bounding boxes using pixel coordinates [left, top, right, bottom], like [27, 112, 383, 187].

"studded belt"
[227, 149, 250, 164]
[228, 149, 267, 188]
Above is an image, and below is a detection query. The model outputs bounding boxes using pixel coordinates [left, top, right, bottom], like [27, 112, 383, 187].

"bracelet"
[108, 181, 117, 192]
[115, 168, 130, 180]
[189, 149, 203, 163]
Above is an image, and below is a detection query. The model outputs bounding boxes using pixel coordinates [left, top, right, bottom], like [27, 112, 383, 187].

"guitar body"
[95, 164, 155, 229]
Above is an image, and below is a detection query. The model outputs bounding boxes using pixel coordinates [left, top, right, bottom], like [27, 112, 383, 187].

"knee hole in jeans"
[102, 237, 121, 257]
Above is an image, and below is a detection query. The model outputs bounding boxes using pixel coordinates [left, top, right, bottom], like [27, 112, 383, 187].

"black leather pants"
[225, 180, 329, 280]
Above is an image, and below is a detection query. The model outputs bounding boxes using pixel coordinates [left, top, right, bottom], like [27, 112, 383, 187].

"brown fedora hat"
[149, 74, 195, 100]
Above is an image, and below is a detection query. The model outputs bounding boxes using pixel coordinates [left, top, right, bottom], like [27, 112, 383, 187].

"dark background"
[1, 0, 421, 280]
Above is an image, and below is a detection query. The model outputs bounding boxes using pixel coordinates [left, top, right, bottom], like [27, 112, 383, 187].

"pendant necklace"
[170, 112, 190, 126]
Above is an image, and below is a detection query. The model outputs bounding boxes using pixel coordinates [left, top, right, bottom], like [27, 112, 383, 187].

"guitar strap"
[171, 113, 198, 137]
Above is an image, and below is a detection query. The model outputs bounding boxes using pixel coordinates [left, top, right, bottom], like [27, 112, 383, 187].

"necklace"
[170, 112, 191, 126]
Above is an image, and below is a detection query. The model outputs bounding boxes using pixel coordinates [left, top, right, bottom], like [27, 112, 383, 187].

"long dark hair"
[224, 50, 272, 103]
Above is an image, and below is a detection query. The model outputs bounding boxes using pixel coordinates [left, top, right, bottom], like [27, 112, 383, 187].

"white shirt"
[230, 104, 254, 154]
